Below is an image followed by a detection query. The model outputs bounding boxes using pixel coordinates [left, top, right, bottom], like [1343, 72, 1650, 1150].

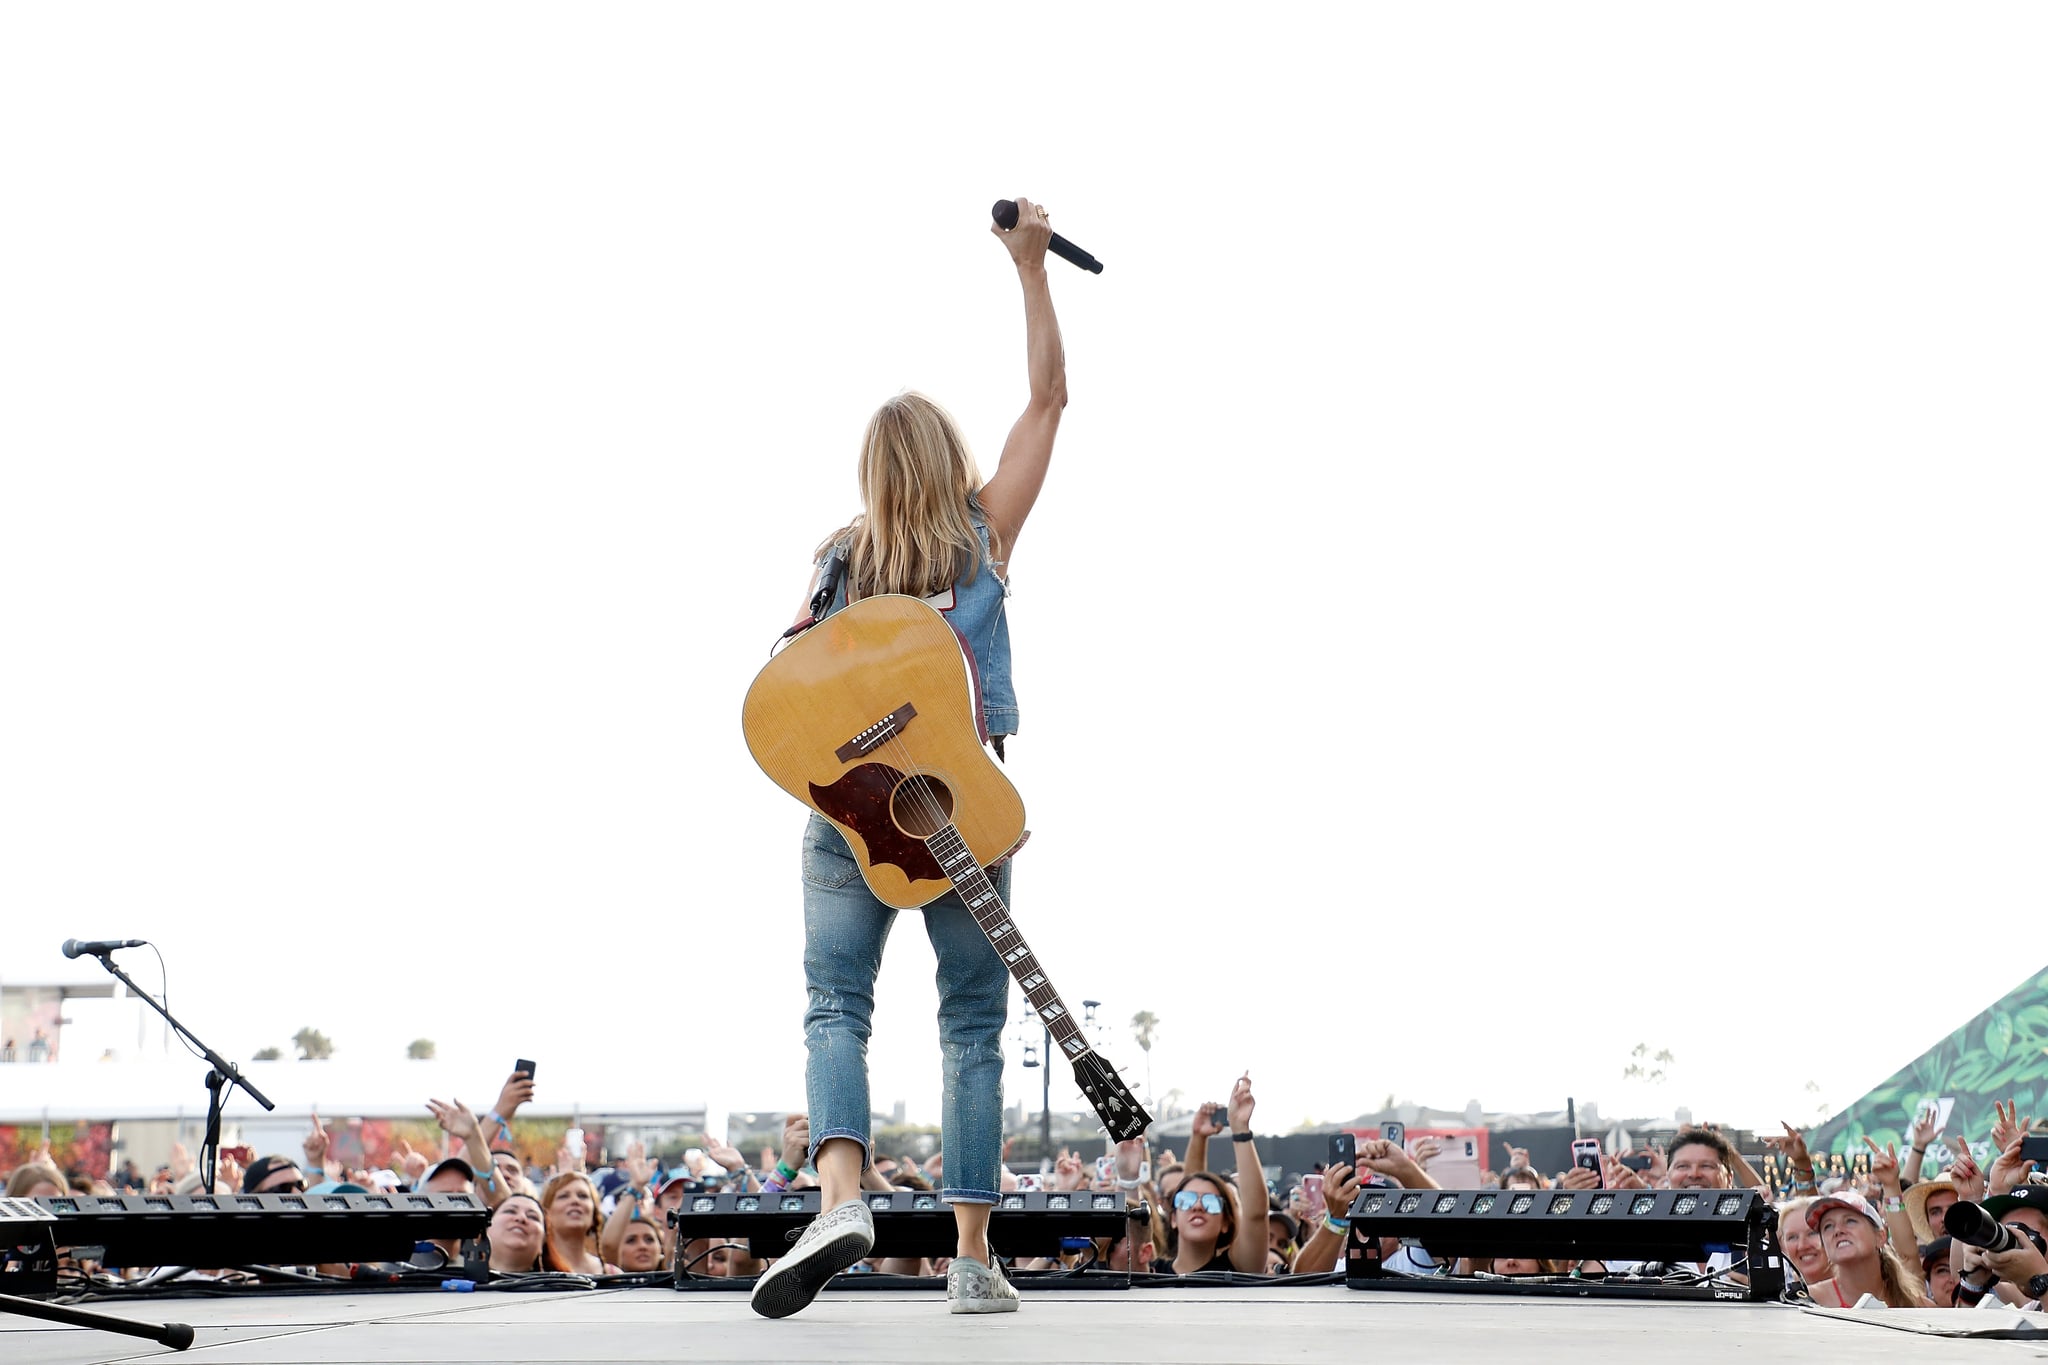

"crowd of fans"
[10, 1068, 2048, 1311]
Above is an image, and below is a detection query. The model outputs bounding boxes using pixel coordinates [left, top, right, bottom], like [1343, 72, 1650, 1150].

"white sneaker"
[947, 1254, 1021, 1313]
[748, 1199, 875, 1319]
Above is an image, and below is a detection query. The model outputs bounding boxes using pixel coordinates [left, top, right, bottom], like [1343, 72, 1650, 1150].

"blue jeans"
[801, 813, 1008, 1204]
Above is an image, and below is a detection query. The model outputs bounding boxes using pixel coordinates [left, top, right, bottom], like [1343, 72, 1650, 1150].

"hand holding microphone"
[992, 198, 1103, 274]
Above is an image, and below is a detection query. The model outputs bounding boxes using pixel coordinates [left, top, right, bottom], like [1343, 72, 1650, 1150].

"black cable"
[481, 1271, 597, 1292]
[146, 941, 204, 1064]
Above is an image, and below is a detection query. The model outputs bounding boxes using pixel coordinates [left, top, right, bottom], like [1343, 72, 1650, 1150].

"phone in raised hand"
[1330, 1133, 1357, 1171]
[1302, 1173, 1327, 1222]
[1572, 1138, 1604, 1187]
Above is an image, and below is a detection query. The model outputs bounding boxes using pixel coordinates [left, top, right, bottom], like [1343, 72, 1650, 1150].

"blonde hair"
[824, 392, 992, 601]
[1874, 1240, 1926, 1308]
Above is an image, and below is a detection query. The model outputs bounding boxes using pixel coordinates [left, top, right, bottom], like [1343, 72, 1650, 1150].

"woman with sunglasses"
[1156, 1075, 1271, 1275]
[1157, 1174, 1269, 1275]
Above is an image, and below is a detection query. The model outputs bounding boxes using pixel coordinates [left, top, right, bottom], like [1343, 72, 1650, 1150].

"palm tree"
[292, 1027, 334, 1061]
[252, 1046, 283, 1061]
[1130, 1011, 1159, 1110]
[406, 1038, 436, 1060]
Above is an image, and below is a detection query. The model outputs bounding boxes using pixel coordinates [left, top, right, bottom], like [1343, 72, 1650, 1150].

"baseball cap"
[1982, 1182, 2048, 1222]
[422, 1156, 474, 1185]
[240, 1155, 302, 1193]
[1918, 1235, 1952, 1269]
[1805, 1188, 1884, 1232]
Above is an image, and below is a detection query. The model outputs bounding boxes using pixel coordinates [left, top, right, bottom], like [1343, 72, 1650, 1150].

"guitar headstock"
[1069, 1051, 1152, 1143]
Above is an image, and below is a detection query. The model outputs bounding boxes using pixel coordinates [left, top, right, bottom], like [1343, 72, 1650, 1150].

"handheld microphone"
[62, 938, 145, 959]
[992, 200, 1103, 275]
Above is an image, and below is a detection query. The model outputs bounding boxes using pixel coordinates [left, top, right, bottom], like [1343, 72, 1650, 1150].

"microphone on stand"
[62, 938, 146, 959]
[992, 199, 1104, 274]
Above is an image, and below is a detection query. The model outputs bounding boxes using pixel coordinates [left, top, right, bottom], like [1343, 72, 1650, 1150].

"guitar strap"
[773, 542, 850, 648]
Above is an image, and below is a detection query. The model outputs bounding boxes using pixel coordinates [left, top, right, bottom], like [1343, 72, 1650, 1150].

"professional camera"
[1945, 1200, 2048, 1258]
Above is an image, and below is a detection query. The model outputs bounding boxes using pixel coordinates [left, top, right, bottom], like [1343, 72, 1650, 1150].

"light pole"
[1017, 1007, 1052, 1169]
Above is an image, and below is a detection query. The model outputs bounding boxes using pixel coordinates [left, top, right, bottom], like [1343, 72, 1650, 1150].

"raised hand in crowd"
[303, 1109, 331, 1179]
[1559, 1155, 1603, 1192]
[706, 1135, 759, 1193]
[1764, 1121, 1817, 1193]
[1992, 1098, 2029, 1151]
[394, 1139, 429, 1186]
[1858, 1136, 1920, 1255]
[493, 1069, 536, 1126]
[169, 1141, 194, 1185]
[1289, 1161, 1363, 1275]
[426, 1097, 504, 1207]
[1410, 1137, 1441, 1169]
[1358, 1138, 1438, 1191]
[213, 1153, 244, 1197]
[781, 1114, 810, 1176]
[619, 1140, 656, 1196]
[1053, 1148, 1087, 1192]
[1988, 1129, 2036, 1199]
[1945, 1134, 1986, 1202]
[1902, 1103, 1946, 1184]
[1185, 1098, 1225, 1174]
[1505, 1145, 1532, 1172]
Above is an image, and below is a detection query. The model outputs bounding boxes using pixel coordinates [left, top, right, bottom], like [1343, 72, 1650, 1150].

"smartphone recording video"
[1572, 1138, 1603, 1188]
[1329, 1133, 1357, 1171]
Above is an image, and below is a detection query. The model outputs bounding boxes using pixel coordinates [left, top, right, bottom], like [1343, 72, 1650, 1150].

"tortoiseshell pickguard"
[809, 763, 943, 884]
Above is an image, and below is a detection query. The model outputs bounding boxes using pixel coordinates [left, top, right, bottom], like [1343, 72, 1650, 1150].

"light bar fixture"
[1341, 1187, 1782, 1301]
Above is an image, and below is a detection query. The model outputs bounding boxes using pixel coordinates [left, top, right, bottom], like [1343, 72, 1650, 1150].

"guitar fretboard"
[924, 824, 1090, 1062]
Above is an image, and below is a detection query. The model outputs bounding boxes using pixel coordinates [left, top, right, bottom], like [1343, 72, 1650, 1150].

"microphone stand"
[76, 947, 275, 1193]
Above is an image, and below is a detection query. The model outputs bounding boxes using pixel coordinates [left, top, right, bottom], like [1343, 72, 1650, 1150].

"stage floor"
[6, 1284, 2044, 1363]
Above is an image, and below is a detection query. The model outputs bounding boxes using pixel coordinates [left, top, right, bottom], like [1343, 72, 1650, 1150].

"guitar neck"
[924, 824, 1091, 1063]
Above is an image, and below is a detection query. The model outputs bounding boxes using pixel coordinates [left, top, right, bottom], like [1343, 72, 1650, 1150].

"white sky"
[3, 3, 2043, 1142]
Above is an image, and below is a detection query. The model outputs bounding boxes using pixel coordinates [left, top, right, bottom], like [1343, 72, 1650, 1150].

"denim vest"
[822, 518, 1018, 739]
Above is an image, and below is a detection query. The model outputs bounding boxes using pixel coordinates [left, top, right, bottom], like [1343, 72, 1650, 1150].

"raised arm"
[426, 1098, 505, 1208]
[1186, 1100, 1222, 1174]
[976, 197, 1066, 558]
[1224, 1075, 1271, 1274]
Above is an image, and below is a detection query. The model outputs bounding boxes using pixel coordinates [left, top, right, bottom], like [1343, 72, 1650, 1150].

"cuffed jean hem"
[809, 1128, 872, 1171]
[939, 1188, 999, 1205]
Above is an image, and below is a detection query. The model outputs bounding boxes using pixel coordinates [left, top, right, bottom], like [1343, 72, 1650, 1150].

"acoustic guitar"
[742, 594, 1151, 1143]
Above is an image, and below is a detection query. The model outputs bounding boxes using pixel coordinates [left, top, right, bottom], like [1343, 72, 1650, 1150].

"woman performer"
[749, 197, 1066, 1321]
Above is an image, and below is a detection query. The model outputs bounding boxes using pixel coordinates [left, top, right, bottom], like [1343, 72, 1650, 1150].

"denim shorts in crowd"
[800, 812, 1009, 1204]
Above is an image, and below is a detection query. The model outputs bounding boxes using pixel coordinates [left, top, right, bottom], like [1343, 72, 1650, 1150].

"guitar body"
[742, 595, 1026, 910]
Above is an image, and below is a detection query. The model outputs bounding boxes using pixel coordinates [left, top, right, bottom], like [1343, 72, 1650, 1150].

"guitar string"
[868, 718, 1096, 1073]
[818, 607, 1135, 1132]
[864, 717, 1062, 1042]
[871, 723, 1138, 1131]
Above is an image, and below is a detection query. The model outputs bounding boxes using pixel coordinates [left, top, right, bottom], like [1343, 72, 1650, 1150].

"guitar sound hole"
[889, 775, 955, 838]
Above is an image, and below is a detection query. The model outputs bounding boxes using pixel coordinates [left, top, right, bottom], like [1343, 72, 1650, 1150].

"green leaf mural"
[1809, 963, 2048, 1158]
